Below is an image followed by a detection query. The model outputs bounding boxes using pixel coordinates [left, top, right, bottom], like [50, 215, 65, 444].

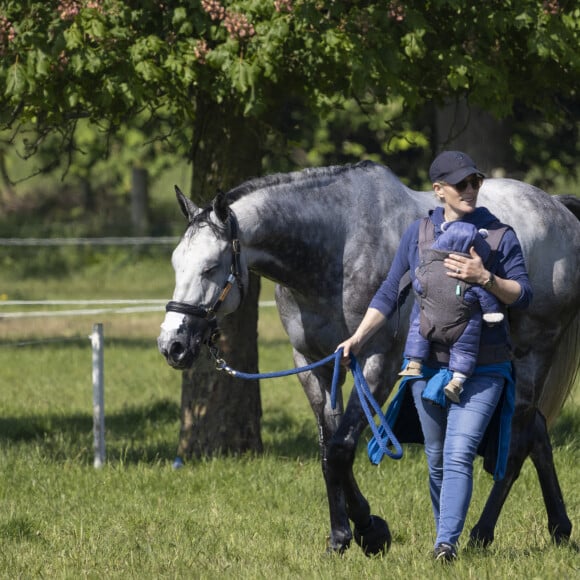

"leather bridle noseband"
[164, 208, 244, 341]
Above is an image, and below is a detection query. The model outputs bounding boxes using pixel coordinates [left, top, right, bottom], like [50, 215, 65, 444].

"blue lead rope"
[216, 349, 403, 461]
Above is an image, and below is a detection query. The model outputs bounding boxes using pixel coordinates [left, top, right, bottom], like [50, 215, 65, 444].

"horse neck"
[233, 188, 349, 290]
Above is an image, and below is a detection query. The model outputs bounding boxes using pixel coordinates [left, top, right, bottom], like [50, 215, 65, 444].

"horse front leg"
[324, 352, 393, 557]
[296, 357, 390, 555]
[302, 374, 352, 554]
[294, 353, 353, 554]
[316, 404, 353, 554]
[326, 397, 392, 556]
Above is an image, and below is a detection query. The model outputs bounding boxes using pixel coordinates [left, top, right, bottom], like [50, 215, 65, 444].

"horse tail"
[554, 194, 580, 221]
[538, 311, 580, 427]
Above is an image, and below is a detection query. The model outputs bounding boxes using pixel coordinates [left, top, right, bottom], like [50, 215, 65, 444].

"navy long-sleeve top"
[369, 206, 532, 360]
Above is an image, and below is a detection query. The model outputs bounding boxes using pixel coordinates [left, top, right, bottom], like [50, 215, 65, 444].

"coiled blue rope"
[216, 349, 403, 461]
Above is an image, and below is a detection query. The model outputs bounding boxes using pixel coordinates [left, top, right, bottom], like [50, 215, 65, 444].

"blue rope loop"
[216, 348, 403, 461]
[349, 354, 403, 460]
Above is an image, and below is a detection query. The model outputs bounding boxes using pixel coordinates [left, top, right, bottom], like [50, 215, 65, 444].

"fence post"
[90, 323, 106, 468]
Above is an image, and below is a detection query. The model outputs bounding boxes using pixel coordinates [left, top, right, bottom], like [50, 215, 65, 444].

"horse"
[157, 161, 580, 556]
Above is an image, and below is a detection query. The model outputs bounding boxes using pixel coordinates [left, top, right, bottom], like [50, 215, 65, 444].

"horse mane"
[187, 160, 380, 235]
[225, 160, 379, 203]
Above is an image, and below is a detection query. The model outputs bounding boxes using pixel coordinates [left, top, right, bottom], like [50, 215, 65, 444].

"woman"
[337, 151, 532, 561]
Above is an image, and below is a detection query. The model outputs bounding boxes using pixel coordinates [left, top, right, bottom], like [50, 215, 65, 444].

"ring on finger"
[456, 267, 461, 274]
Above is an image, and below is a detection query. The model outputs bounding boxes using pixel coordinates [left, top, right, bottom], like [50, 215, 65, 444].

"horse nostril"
[169, 342, 186, 360]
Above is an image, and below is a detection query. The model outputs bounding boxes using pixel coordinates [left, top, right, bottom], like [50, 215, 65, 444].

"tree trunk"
[176, 97, 265, 459]
[130, 167, 149, 236]
[434, 98, 515, 177]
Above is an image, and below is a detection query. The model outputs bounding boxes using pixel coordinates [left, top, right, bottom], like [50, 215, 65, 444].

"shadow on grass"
[2, 393, 576, 466]
[0, 399, 180, 465]
[261, 410, 318, 458]
[0, 398, 319, 464]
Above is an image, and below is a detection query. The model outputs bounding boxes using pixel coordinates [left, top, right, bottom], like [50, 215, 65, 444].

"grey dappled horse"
[158, 161, 579, 555]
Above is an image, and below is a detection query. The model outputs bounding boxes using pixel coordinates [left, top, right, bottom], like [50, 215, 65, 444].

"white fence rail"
[0, 237, 179, 246]
[0, 299, 277, 319]
[0, 299, 166, 319]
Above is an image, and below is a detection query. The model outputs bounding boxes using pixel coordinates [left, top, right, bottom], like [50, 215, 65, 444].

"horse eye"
[202, 263, 220, 275]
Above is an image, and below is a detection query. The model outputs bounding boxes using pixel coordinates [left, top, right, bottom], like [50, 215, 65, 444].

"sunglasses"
[450, 175, 483, 193]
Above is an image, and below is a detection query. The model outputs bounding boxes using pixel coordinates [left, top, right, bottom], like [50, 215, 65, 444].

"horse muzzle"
[157, 333, 200, 369]
[157, 313, 211, 369]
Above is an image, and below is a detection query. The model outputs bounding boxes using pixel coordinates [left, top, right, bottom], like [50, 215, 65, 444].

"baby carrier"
[416, 218, 508, 345]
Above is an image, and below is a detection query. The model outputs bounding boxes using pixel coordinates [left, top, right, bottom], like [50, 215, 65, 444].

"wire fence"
[0, 299, 277, 319]
[0, 300, 166, 319]
[0, 237, 275, 348]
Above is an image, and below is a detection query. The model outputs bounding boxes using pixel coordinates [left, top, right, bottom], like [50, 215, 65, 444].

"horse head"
[157, 186, 248, 369]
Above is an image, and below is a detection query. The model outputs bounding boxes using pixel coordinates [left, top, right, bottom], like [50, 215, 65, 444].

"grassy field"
[0, 250, 578, 578]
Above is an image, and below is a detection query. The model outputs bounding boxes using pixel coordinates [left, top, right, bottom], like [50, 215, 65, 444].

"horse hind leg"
[470, 408, 572, 547]
[469, 407, 535, 547]
[518, 316, 577, 545]
[528, 411, 572, 544]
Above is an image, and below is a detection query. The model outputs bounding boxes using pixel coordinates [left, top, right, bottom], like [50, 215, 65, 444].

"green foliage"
[2, 1, 579, 149]
[1, 1, 579, 221]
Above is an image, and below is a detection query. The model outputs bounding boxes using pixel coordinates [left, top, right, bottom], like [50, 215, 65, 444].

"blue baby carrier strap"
[367, 361, 515, 481]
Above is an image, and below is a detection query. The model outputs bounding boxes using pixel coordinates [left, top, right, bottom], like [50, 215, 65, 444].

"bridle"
[164, 207, 245, 345]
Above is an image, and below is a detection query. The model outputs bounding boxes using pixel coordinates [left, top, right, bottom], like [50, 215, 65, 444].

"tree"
[1, 0, 579, 457]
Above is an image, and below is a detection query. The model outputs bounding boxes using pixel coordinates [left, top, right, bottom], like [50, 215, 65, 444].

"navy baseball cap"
[429, 151, 486, 184]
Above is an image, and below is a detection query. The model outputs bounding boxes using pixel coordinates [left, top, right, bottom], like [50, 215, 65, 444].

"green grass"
[0, 255, 579, 578]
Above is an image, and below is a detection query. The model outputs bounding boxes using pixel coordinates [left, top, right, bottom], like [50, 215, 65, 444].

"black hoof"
[550, 522, 572, 546]
[468, 525, 494, 548]
[354, 515, 391, 556]
[325, 534, 351, 556]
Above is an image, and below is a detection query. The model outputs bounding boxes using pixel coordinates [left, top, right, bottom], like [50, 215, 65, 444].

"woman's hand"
[444, 246, 522, 305]
[444, 246, 487, 285]
[335, 335, 362, 360]
[334, 308, 387, 361]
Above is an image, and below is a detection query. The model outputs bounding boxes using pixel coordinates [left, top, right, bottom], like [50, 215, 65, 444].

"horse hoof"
[325, 534, 351, 555]
[550, 522, 572, 545]
[354, 515, 391, 556]
[468, 526, 494, 548]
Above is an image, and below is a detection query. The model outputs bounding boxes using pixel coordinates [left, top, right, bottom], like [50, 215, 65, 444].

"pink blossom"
[201, 0, 226, 21]
[0, 16, 16, 54]
[274, 0, 293, 13]
[542, 0, 560, 15]
[388, 0, 405, 22]
[58, 0, 81, 21]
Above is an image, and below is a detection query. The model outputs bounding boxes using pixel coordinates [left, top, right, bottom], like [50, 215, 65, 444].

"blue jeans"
[411, 374, 504, 547]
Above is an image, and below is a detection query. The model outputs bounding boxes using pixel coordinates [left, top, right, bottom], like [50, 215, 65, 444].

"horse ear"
[212, 190, 230, 223]
[175, 185, 200, 221]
